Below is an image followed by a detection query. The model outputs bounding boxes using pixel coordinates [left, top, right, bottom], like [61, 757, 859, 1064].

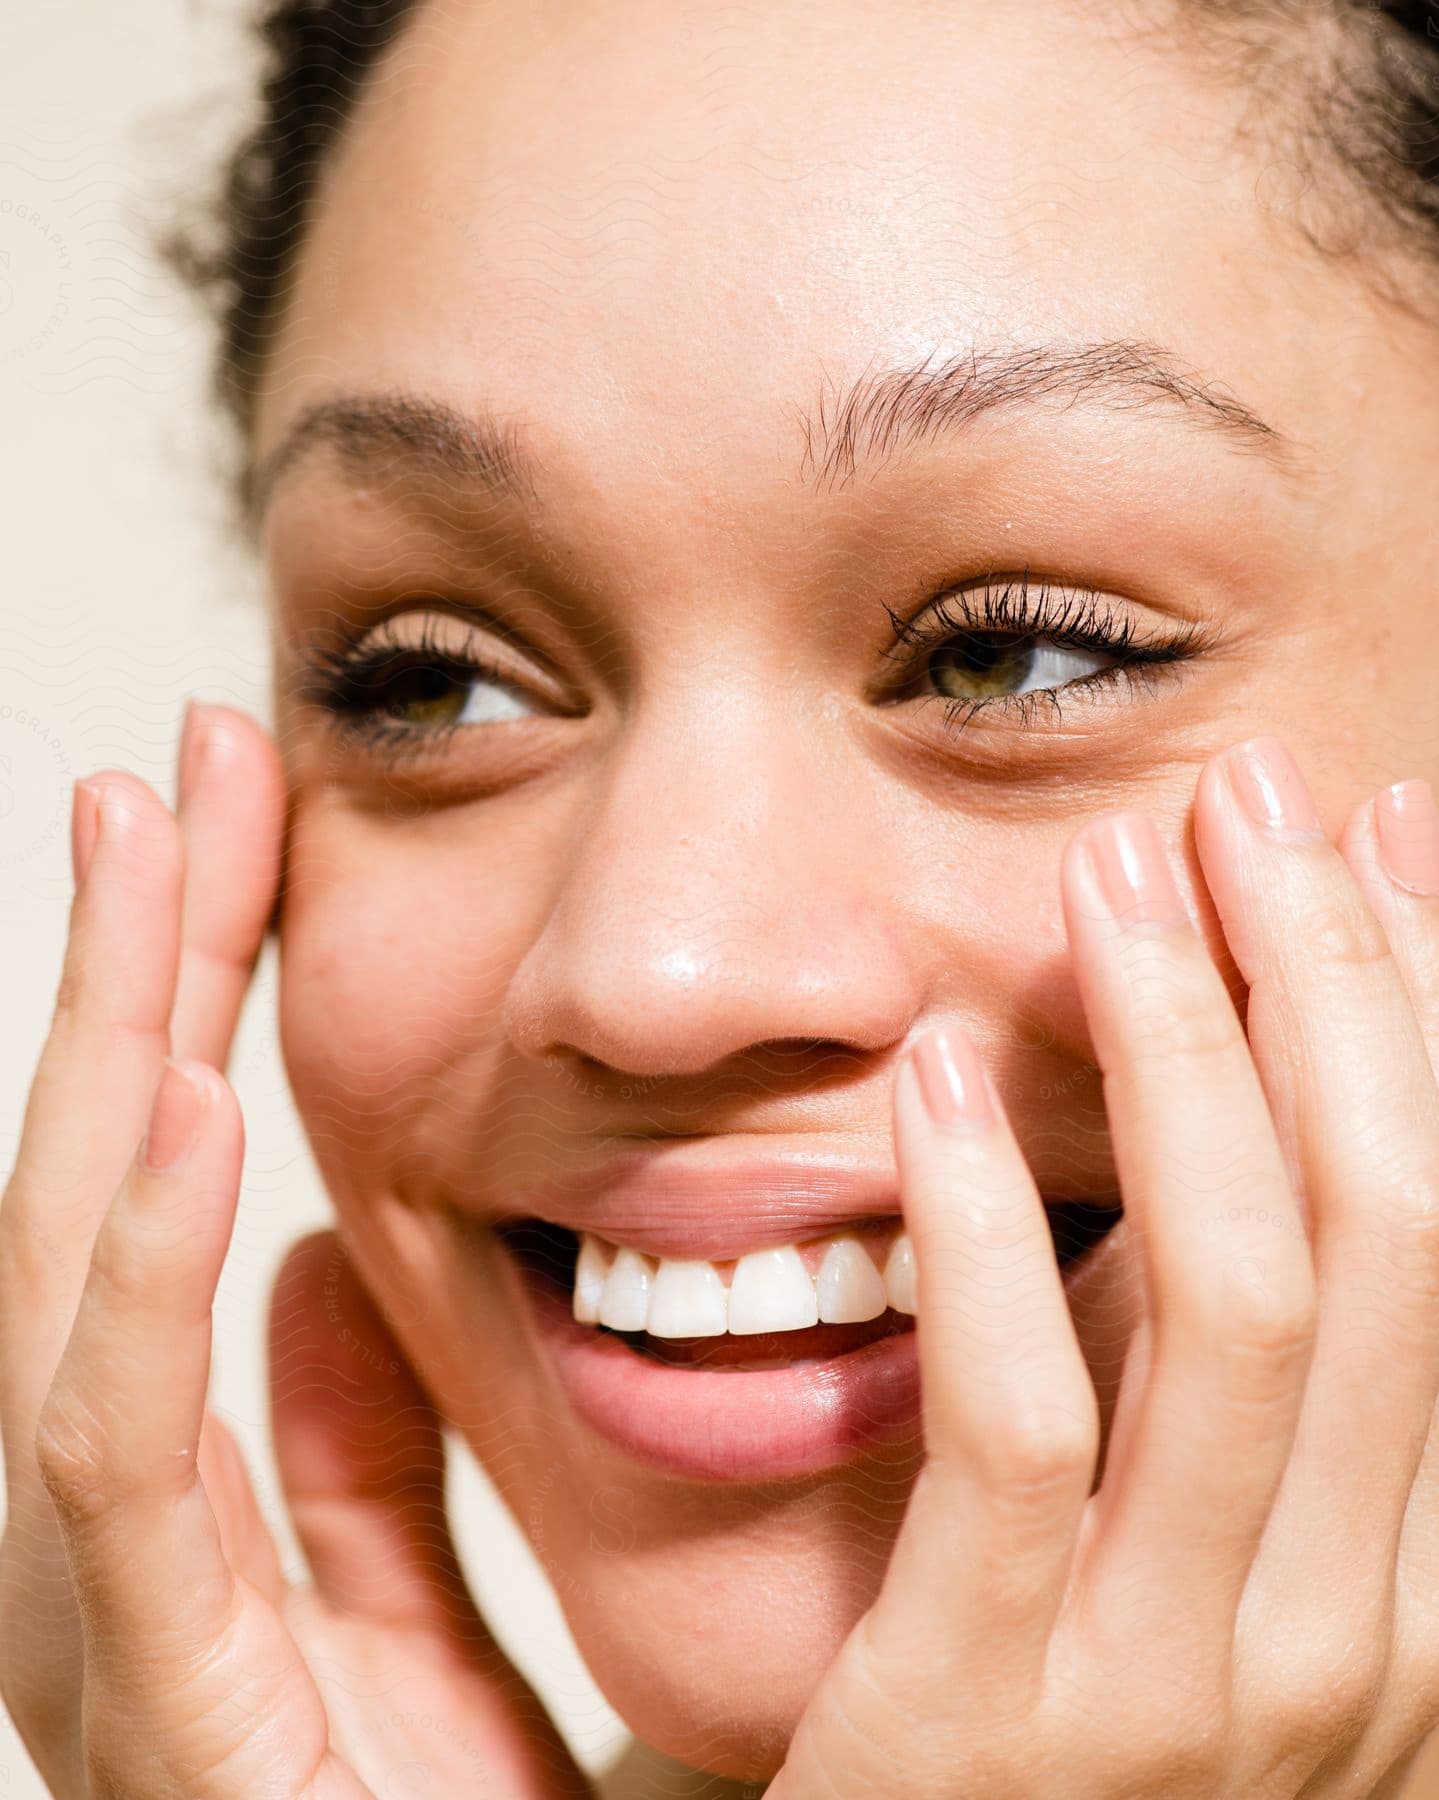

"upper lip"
[493, 1133, 1123, 1263]
[511, 1139, 905, 1262]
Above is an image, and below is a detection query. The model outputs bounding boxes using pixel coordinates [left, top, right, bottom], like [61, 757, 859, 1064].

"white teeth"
[883, 1233, 917, 1315]
[567, 1226, 917, 1337]
[648, 1259, 728, 1338]
[573, 1235, 609, 1324]
[816, 1237, 888, 1324]
[598, 1246, 654, 1331]
[728, 1245, 821, 1336]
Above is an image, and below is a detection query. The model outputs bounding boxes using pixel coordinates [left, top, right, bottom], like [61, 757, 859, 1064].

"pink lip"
[511, 1142, 906, 1261]
[478, 1139, 1120, 1481]
[506, 1240, 924, 1482]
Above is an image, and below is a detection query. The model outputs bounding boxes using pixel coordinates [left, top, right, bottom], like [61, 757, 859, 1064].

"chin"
[545, 1468, 916, 1783]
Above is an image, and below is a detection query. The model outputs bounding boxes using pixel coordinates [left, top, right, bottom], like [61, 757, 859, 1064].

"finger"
[269, 1229, 500, 1649]
[1191, 746, 1439, 1681]
[268, 1231, 585, 1784]
[33, 1061, 334, 1793]
[1341, 779, 1439, 1077]
[0, 762, 267, 1797]
[34, 1061, 246, 1654]
[1338, 783, 1439, 1684]
[195, 1408, 288, 1611]
[0, 777, 184, 1771]
[0, 772, 183, 1468]
[1058, 810, 1315, 1696]
[862, 1024, 1097, 1698]
[169, 702, 286, 1070]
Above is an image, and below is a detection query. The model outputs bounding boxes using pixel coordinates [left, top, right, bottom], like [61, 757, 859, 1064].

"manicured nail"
[911, 1026, 994, 1130]
[177, 699, 202, 810]
[1224, 736, 1324, 836]
[141, 1060, 210, 1173]
[70, 778, 102, 892]
[1081, 812, 1187, 928]
[1375, 779, 1439, 897]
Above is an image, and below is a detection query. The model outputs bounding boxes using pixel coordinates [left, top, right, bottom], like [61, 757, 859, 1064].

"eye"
[358, 655, 538, 730]
[292, 606, 565, 758]
[924, 631, 1114, 705]
[882, 573, 1211, 733]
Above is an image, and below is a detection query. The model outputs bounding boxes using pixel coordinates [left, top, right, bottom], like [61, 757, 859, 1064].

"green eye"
[884, 573, 1212, 733]
[926, 631, 1113, 703]
[370, 658, 535, 728]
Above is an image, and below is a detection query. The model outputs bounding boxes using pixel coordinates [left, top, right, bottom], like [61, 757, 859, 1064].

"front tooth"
[573, 1234, 610, 1324]
[648, 1259, 729, 1338]
[598, 1246, 654, 1331]
[728, 1245, 820, 1335]
[883, 1232, 917, 1314]
[817, 1237, 887, 1323]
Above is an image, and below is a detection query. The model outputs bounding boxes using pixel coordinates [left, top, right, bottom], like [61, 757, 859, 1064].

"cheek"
[907, 826, 1091, 1062]
[277, 812, 537, 1146]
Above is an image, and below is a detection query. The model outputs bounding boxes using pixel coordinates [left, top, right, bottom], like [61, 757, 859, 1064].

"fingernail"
[177, 700, 199, 808]
[1224, 736, 1324, 836]
[1375, 779, 1439, 897]
[141, 1059, 210, 1173]
[911, 1026, 994, 1131]
[177, 700, 214, 811]
[1081, 812, 1187, 928]
[70, 778, 102, 892]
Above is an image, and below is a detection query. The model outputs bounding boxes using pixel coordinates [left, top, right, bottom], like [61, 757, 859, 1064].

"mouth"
[493, 1199, 1121, 1481]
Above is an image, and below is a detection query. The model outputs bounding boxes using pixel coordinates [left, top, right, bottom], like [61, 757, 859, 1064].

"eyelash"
[881, 571, 1211, 733]
[295, 572, 1212, 758]
[294, 612, 531, 761]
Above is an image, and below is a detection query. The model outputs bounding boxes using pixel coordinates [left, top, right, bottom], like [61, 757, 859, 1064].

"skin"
[5, 0, 1439, 1792]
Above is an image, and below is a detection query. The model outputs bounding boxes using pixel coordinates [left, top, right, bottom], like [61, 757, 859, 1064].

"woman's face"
[255, 0, 1439, 1778]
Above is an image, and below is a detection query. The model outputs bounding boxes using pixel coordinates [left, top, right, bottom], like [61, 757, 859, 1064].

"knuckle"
[1262, 1644, 1387, 1750]
[1308, 897, 1394, 976]
[34, 1393, 117, 1524]
[1138, 965, 1244, 1067]
[977, 1397, 1099, 1503]
[1198, 1261, 1317, 1374]
[1407, 1660, 1439, 1744]
[1382, 1164, 1439, 1245]
[50, 956, 84, 1022]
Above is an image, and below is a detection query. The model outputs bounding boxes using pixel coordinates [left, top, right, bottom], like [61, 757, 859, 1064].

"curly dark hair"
[161, 0, 1439, 537]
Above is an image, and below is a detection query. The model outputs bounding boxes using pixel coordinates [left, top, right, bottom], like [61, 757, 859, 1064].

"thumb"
[195, 1408, 288, 1610]
[268, 1230, 594, 1796]
[267, 1227, 491, 1649]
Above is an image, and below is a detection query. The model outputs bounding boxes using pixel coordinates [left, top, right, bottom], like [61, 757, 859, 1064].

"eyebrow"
[248, 337, 1308, 530]
[796, 339, 1307, 493]
[247, 392, 540, 531]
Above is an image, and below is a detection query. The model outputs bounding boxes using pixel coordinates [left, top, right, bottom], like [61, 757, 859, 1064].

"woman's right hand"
[0, 704, 591, 1798]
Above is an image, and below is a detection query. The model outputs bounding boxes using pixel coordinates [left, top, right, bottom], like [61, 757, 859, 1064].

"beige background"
[4, 4, 1439, 1798]
[0, 2, 651, 1793]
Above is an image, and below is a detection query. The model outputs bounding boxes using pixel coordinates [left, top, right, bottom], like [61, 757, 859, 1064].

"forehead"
[251, 0, 1343, 497]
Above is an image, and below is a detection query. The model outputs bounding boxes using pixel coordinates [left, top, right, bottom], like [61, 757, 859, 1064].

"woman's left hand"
[770, 734, 1439, 1799]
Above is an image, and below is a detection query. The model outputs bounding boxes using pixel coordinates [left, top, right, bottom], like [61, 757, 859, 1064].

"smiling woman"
[6, 0, 1439, 1795]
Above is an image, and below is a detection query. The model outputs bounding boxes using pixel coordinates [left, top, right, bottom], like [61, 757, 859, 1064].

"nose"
[503, 696, 919, 1079]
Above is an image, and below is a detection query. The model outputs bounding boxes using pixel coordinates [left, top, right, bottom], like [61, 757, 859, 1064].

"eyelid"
[873, 569, 1212, 738]
[300, 601, 584, 711]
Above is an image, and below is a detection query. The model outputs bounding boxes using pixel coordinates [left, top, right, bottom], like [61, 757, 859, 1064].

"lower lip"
[495, 1203, 1123, 1484]
[506, 1246, 923, 1482]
